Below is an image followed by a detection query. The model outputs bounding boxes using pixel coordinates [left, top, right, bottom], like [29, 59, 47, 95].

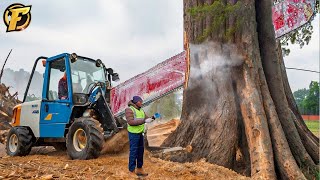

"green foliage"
[187, 0, 244, 42]
[280, 1, 319, 56]
[304, 81, 320, 114]
[293, 81, 320, 115]
[293, 88, 309, 105]
[316, 170, 320, 180]
[280, 22, 314, 56]
[145, 92, 182, 121]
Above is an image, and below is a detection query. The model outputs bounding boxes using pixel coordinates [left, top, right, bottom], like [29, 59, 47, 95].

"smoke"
[186, 41, 244, 117]
[189, 41, 243, 85]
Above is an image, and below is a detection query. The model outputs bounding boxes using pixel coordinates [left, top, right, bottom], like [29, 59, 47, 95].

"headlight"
[73, 93, 88, 105]
[11, 108, 16, 124]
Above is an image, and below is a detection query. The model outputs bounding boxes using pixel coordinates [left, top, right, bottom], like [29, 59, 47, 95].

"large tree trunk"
[161, 0, 319, 179]
[277, 42, 320, 164]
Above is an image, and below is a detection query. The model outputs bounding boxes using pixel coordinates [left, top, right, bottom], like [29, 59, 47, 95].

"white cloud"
[0, 0, 183, 83]
[0, 0, 317, 93]
[284, 14, 320, 91]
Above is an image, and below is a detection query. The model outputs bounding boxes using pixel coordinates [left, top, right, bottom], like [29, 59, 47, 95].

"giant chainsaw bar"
[109, 0, 315, 117]
[110, 51, 187, 117]
[272, 0, 316, 38]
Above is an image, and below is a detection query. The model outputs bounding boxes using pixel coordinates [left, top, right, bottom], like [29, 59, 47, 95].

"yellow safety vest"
[127, 106, 145, 133]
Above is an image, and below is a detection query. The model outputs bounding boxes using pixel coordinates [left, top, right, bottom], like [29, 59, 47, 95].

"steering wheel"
[88, 82, 105, 95]
[85, 82, 96, 93]
[82, 82, 92, 94]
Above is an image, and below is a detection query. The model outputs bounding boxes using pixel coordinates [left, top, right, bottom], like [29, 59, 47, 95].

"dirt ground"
[0, 120, 250, 179]
[0, 146, 249, 180]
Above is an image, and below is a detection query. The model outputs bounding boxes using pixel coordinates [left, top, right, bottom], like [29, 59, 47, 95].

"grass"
[304, 120, 319, 137]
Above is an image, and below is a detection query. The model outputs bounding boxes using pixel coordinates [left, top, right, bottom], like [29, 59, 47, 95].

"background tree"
[304, 81, 319, 115]
[145, 91, 182, 121]
[293, 81, 320, 115]
[293, 88, 309, 114]
[162, 0, 319, 179]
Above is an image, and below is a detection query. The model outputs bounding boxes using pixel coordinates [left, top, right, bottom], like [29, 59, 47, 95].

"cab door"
[20, 57, 46, 138]
[40, 54, 73, 138]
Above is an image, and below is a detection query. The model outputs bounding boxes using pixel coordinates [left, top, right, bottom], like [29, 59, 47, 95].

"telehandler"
[6, 50, 188, 160]
[6, 53, 121, 160]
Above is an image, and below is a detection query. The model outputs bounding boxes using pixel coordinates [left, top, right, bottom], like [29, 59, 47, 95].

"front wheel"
[66, 117, 104, 160]
[6, 127, 33, 156]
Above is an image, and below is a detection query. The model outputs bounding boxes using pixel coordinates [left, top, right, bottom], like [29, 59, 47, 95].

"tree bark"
[161, 0, 319, 179]
[255, 0, 317, 177]
[277, 42, 320, 164]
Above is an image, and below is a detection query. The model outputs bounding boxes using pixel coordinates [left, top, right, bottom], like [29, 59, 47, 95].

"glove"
[152, 113, 161, 119]
[145, 118, 154, 123]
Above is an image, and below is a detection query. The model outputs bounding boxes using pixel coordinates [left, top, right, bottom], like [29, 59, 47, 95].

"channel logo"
[3, 3, 32, 32]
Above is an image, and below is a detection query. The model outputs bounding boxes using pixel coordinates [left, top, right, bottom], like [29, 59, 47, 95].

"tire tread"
[66, 117, 104, 160]
[6, 127, 33, 156]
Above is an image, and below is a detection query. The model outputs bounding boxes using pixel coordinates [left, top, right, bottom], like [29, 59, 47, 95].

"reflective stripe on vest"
[127, 106, 145, 133]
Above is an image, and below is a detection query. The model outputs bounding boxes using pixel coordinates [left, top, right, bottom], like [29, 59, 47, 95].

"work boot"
[128, 170, 138, 178]
[135, 168, 148, 177]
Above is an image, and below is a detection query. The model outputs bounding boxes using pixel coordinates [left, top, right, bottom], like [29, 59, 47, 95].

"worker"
[58, 72, 68, 99]
[125, 96, 155, 177]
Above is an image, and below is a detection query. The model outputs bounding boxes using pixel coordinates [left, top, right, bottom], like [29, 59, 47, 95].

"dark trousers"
[128, 132, 144, 172]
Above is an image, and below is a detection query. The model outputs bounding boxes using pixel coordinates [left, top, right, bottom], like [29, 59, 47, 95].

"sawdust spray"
[185, 41, 244, 119]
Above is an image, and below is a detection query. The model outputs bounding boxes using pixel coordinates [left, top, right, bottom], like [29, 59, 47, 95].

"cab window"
[47, 58, 67, 101]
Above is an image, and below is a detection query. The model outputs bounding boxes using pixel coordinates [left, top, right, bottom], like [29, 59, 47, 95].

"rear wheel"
[6, 127, 33, 156]
[66, 117, 104, 160]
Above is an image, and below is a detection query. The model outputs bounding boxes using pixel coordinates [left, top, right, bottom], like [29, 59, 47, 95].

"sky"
[0, 0, 184, 84]
[0, 0, 318, 92]
[284, 14, 320, 91]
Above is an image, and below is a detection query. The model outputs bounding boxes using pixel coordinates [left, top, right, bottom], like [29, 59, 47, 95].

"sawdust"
[0, 119, 249, 179]
[0, 144, 5, 158]
[0, 119, 250, 179]
[0, 147, 249, 179]
[102, 129, 129, 154]
[147, 119, 180, 147]
[102, 119, 180, 154]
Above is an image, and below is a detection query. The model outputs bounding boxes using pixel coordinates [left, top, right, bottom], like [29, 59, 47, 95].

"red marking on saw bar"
[110, 51, 187, 116]
[272, 0, 316, 38]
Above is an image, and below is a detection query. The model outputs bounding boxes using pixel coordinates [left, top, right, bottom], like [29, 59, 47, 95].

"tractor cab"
[8, 53, 120, 160]
[24, 53, 118, 104]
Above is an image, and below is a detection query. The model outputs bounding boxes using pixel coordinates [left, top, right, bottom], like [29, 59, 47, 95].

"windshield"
[70, 57, 106, 94]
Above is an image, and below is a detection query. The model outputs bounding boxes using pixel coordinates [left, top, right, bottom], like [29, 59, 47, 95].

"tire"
[6, 127, 33, 156]
[66, 117, 104, 160]
[51, 142, 67, 151]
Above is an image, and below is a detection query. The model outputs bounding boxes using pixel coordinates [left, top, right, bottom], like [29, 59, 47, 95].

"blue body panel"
[39, 101, 72, 137]
[40, 124, 66, 138]
[39, 53, 74, 138]
[89, 87, 101, 103]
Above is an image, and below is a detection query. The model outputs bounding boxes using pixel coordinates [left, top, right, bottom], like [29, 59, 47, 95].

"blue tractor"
[6, 53, 122, 159]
